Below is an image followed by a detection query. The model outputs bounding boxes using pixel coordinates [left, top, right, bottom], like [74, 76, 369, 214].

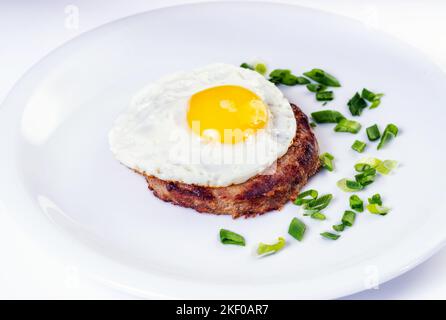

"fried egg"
[109, 63, 296, 186]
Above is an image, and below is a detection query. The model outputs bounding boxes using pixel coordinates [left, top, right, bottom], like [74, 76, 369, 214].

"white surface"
[1, 0, 446, 300]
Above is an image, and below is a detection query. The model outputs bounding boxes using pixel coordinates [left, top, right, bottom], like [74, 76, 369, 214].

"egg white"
[109, 63, 297, 187]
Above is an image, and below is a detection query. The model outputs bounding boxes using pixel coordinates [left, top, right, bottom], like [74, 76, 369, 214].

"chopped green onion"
[294, 77, 311, 85]
[341, 210, 356, 227]
[356, 175, 375, 186]
[303, 68, 341, 87]
[376, 160, 398, 175]
[370, 99, 381, 109]
[351, 140, 367, 153]
[348, 92, 368, 116]
[355, 168, 377, 186]
[282, 75, 310, 85]
[361, 88, 376, 102]
[334, 119, 362, 134]
[254, 63, 267, 75]
[377, 133, 393, 149]
[311, 110, 345, 123]
[219, 229, 246, 246]
[357, 157, 382, 169]
[288, 218, 306, 241]
[294, 189, 318, 205]
[240, 62, 254, 70]
[310, 121, 317, 128]
[361, 89, 384, 109]
[311, 212, 326, 220]
[370, 93, 384, 109]
[332, 224, 345, 232]
[366, 204, 390, 215]
[366, 124, 381, 141]
[316, 91, 334, 101]
[385, 124, 399, 136]
[319, 152, 335, 171]
[354, 163, 372, 172]
[304, 194, 333, 211]
[377, 124, 399, 150]
[349, 195, 364, 212]
[257, 237, 286, 256]
[306, 83, 327, 92]
[269, 69, 310, 85]
[368, 193, 382, 205]
[303, 209, 319, 216]
[337, 178, 364, 192]
[268, 69, 288, 83]
[320, 232, 340, 240]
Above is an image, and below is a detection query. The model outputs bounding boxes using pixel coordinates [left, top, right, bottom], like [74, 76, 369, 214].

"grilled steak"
[142, 104, 320, 218]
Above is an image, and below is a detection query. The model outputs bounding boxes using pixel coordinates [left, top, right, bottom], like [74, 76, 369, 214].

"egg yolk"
[187, 85, 268, 143]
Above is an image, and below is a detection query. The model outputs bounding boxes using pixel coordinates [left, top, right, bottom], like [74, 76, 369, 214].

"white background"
[1, 0, 445, 299]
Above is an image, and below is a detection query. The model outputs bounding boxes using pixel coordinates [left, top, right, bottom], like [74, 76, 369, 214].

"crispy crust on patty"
[141, 104, 320, 218]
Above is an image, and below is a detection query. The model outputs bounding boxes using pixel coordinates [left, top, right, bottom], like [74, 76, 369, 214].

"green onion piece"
[355, 168, 377, 186]
[320, 232, 340, 240]
[342, 210, 356, 227]
[219, 229, 246, 246]
[254, 63, 267, 75]
[311, 110, 345, 123]
[333, 223, 345, 232]
[310, 122, 317, 128]
[370, 99, 381, 109]
[351, 140, 367, 153]
[257, 237, 286, 256]
[269, 69, 289, 83]
[294, 189, 318, 205]
[366, 204, 390, 215]
[356, 175, 375, 186]
[288, 218, 306, 241]
[376, 160, 398, 175]
[366, 124, 381, 141]
[311, 212, 326, 220]
[295, 77, 311, 84]
[269, 69, 310, 85]
[240, 62, 254, 70]
[377, 124, 399, 150]
[357, 157, 382, 169]
[303, 209, 319, 216]
[319, 152, 335, 171]
[337, 178, 364, 192]
[334, 119, 362, 134]
[354, 163, 372, 172]
[368, 193, 382, 205]
[306, 83, 327, 92]
[283, 75, 310, 85]
[347, 180, 364, 190]
[348, 92, 368, 116]
[303, 68, 341, 87]
[280, 75, 306, 85]
[316, 91, 334, 101]
[370, 93, 384, 109]
[349, 195, 364, 212]
[361, 88, 376, 102]
[304, 194, 333, 211]
[377, 132, 392, 149]
[361, 89, 384, 109]
[385, 123, 399, 136]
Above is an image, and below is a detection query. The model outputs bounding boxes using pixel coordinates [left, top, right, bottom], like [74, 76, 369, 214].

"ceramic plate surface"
[1, 2, 446, 299]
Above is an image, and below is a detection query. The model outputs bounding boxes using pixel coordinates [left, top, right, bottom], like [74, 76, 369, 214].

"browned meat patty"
[141, 104, 320, 218]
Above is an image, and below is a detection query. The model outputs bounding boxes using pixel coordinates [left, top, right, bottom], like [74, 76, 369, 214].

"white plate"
[1, 1, 446, 299]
